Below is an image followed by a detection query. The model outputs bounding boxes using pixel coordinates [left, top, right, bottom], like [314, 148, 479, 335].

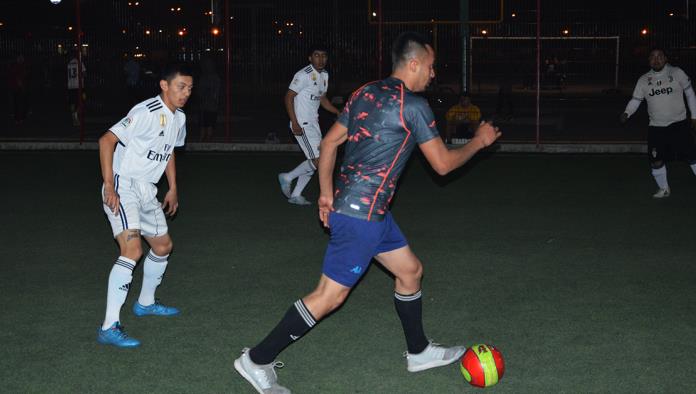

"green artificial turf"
[1, 151, 695, 393]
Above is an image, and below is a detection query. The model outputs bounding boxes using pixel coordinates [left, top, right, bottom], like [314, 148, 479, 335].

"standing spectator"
[8, 54, 28, 124]
[124, 56, 141, 108]
[444, 93, 481, 143]
[620, 47, 696, 198]
[196, 58, 221, 142]
[67, 54, 86, 126]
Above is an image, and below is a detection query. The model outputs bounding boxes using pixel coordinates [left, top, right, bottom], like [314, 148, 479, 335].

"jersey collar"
[156, 94, 178, 115]
[309, 64, 327, 74]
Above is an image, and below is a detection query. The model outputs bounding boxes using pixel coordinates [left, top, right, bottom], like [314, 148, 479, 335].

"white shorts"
[291, 121, 321, 160]
[102, 174, 168, 238]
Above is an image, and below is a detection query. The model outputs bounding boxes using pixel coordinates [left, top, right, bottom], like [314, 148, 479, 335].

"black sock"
[249, 299, 317, 365]
[394, 290, 429, 354]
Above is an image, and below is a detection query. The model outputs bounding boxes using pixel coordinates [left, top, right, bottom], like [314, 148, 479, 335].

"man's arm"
[419, 121, 500, 176]
[284, 89, 302, 135]
[99, 131, 120, 214]
[317, 122, 349, 227]
[320, 95, 340, 116]
[621, 81, 644, 123]
[162, 152, 178, 216]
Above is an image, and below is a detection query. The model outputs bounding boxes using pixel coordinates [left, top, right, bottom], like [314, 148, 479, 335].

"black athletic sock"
[394, 290, 429, 354]
[249, 299, 317, 365]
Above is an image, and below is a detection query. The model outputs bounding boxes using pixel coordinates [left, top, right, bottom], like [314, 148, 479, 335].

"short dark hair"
[308, 43, 329, 56]
[391, 31, 431, 71]
[649, 46, 668, 58]
[160, 63, 193, 82]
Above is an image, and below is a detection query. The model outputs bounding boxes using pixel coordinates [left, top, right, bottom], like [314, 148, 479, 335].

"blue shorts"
[322, 211, 408, 288]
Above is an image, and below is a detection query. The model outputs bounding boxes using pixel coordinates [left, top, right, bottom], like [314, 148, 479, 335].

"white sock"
[292, 172, 314, 197]
[690, 163, 696, 176]
[138, 250, 169, 306]
[652, 166, 669, 190]
[103, 257, 136, 330]
[286, 159, 314, 181]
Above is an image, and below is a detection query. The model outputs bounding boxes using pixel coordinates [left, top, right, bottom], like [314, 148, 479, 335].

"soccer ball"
[460, 344, 505, 388]
[50, 0, 62, 4]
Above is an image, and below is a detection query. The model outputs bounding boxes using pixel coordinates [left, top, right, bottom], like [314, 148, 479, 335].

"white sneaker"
[652, 187, 670, 198]
[405, 342, 466, 373]
[278, 173, 292, 198]
[288, 195, 311, 205]
[234, 348, 291, 394]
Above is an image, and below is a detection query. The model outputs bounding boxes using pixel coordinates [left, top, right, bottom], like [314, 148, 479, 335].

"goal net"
[469, 36, 620, 92]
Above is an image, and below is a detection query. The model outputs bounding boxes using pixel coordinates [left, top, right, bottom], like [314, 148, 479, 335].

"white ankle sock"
[286, 160, 314, 180]
[291, 173, 314, 197]
[651, 166, 669, 190]
[103, 257, 136, 330]
[138, 250, 169, 306]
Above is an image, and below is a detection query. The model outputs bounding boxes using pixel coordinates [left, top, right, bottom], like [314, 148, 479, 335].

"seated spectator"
[445, 93, 481, 143]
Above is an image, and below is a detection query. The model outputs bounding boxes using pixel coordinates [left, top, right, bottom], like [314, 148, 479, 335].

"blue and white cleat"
[132, 299, 180, 317]
[97, 322, 141, 348]
[278, 173, 292, 198]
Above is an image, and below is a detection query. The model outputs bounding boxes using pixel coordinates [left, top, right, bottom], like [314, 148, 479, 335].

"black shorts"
[200, 111, 218, 128]
[648, 120, 696, 163]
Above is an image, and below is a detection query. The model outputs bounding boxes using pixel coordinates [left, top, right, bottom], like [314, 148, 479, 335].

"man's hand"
[162, 189, 179, 216]
[471, 121, 501, 148]
[291, 121, 303, 135]
[103, 184, 120, 215]
[620, 112, 629, 124]
[318, 195, 334, 228]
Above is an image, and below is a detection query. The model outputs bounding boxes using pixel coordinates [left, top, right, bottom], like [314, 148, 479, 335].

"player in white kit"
[67, 55, 86, 126]
[621, 47, 696, 198]
[96, 63, 193, 348]
[278, 44, 341, 205]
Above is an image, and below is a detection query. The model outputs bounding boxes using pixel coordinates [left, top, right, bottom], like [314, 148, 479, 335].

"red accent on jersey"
[357, 112, 369, 120]
[367, 83, 412, 221]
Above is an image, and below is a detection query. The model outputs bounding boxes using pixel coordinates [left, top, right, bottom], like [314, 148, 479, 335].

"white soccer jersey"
[288, 64, 329, 123]
[631, 64, 692, 126]
[67, 58, 86, 90]
[109, 96, 187, 183]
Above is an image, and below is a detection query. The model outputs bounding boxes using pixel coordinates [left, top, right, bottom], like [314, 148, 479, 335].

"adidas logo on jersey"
[119, 283, 130, 291]
[159, 130, 164, 136]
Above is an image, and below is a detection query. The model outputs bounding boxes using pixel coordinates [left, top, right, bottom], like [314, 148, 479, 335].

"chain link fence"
[1, 0, 694, 145]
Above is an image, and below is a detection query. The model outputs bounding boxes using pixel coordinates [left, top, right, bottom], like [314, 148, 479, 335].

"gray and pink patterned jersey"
[334, 77, 440, 221]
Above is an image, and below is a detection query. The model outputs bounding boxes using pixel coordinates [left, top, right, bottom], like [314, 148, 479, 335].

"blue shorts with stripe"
[322, 211, 408, 288]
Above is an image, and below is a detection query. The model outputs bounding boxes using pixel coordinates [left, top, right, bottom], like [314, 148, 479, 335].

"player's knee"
[121, 244, 143, 261]
[151, 239, 173, 256]
[119, 230, 143, 260]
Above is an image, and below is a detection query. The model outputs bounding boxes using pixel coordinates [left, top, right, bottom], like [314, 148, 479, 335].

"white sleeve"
[109, 107, 146, 145]
[175, 115, 187, 147]
[624, 79, 645, 117]
[288, 71, 307, 93]
[685, 85, 696, 119]
[676, 68, 696, 118]
[624, 98, 642, 117]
